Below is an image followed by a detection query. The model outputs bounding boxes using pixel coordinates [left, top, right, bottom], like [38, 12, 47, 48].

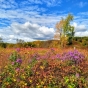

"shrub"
[60, 50, 85, 65]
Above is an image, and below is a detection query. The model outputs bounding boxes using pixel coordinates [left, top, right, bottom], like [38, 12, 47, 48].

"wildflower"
[75, 73, 79, 78]
[21, 74, 26, 79]
[27, 66, 30, 68]
[16, 48, 20, 52]
[74, 47, 76, 50]
[5, 82, 9, 85]
[41, 81, 44, 85]
[60, 50, 85, 64]
[36, 57, 40, 60]
[5, 66, 8, 68]
[51, 48, 55, 51]
[40, 66, 44, 69]
[16, 58, 22, 64]
[36, 72, 39, 74]
[13, 79, 16, 82]
[16, 68, 20, 72]
[9, 73, 12, 75]
[24, 83, 27, 86]
[12, 62, 15, 65]
[29, 80, 32, 83]
[44, 86, 47, 88]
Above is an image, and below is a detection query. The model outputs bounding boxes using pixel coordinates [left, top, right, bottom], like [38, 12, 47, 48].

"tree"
[56, 14, 74, 47]
[16, 39, 25, 48]
[63, 14, 74, 35]
[16, 39, 25, 44]
[55, 18, 64, 39]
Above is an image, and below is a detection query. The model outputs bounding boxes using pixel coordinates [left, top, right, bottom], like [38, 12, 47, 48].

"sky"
[0, 0, 88, 43]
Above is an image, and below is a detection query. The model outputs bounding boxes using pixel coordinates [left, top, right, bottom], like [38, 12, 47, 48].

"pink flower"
[16, 68, 20, 72]
[75, 73, 79, 78]
[12, 62, 15, 65]
[16, 58, 22, 64]
[16, 48, 20, 52]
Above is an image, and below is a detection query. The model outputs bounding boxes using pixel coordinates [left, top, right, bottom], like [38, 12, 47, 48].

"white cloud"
[72, 22, 88, 36]
[0, 7, 65, 28]
[0, 0, 63, 29]
[0, 22, 55, 43]
[73, 22, 87, 32]
[75, 31, 88, 37]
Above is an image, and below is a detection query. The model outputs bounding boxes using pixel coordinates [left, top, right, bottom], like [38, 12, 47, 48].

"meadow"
[0, 47, 88, 88]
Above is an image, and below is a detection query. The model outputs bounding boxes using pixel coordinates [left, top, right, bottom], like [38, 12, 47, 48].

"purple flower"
[51, 48, 55, 51]
[60, 50, 85, 64]
[16, 68, 20, 72]
[12, 62, 15, 65]
[16, 48, 20, 52]
[36, 57, 40, 60]
[16, 58, 22, 64]
[55, 54, 60, 59]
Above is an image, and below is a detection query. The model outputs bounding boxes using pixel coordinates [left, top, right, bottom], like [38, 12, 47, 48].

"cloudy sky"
[0, 0, 88, 43]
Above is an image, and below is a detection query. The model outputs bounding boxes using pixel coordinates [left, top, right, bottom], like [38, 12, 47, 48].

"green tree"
[63, 14, 74, 35]
[56, 14, 74, 47]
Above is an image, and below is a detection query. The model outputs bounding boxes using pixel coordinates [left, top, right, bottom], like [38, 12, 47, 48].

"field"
[0, 47, 88, 88]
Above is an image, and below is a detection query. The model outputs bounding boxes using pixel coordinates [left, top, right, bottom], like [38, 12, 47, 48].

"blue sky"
[0, 0, 88, 43]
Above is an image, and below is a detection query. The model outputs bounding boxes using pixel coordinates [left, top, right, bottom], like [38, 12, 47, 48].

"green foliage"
[64, 75, 77, 88]
[82, 39, 88, 46]
[73, 37, 88, 48]
[62, 14, 74, 36]
[67, 36, 73, 45]
[9, 52, 19, 62]
[0, 43, 7, 48]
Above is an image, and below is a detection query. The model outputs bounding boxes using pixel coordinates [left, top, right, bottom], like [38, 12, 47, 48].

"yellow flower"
[44, 86, 47, 88]
[29, 80, 32, 83]
[20, 81, 25, 85]
[41, 81, 44, 85]
[40, 66, 44, 69]
[12, 74, 15, 77]
[36, 85, 41, 88]
[36, 83, 39, 85]
[27, 66, 30, 68]
[36, 72, 39, 74]
[23, 76, 26, 79]
[5, 66, 8, 69]
[24, 83, 27, 86]
[5, 82, 9, 85]
[22, 74, 24, 76]
[9, 73, 12, 75]
[13, 79, 16, 82]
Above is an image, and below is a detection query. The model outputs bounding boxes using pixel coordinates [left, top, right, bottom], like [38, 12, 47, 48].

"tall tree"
[56, 14, 75, 47]
[63, 14, 74, 37]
